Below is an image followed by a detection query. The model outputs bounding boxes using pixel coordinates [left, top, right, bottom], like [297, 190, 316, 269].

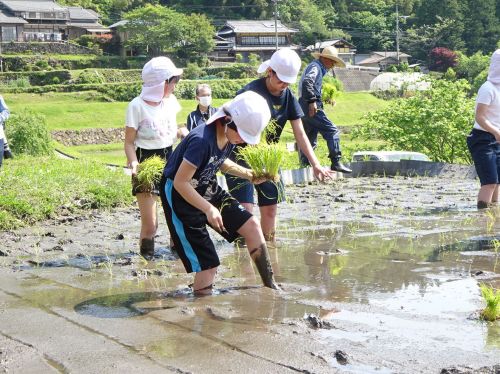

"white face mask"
[198, 95, 212, 107]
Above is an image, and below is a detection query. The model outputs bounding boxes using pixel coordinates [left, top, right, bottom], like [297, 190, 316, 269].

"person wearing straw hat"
[225, 48, 334, 242]
[467, 49, 500, 209]
[298, 45, 352, 174]
[159, 91, 279, 295]
[124, 56, 184, 259]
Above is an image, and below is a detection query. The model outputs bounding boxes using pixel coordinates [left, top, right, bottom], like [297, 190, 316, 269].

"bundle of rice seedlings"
[237, 143, 286, 182]
[480, 283, 500, 322]
[136, 155, 165, 192]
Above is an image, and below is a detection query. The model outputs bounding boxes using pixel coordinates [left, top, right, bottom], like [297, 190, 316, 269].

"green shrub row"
[0, 55, 148, 72]
[0, 79, 254, 100]
[0, 70, 72, 86]
[72, 69, 142, 84]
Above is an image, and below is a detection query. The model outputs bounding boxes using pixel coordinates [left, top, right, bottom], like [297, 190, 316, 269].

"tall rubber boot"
[140, 237, 155, 260]
[250, 244, 280, 290]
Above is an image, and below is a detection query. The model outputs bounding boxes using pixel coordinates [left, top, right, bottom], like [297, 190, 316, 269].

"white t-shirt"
[474, 81, 500, 131]
[125, 95, 181, 149]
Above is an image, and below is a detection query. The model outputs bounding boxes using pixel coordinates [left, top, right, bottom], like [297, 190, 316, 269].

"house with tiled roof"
[356, 51, 411, 70]
[214, 19, 299, 62]
[0, 0, 108, 42]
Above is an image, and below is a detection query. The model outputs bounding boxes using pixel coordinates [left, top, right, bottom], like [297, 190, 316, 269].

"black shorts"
[160, 176, 253, 273]
[132, 146, 172, 196]
[467, 129, 500, 186]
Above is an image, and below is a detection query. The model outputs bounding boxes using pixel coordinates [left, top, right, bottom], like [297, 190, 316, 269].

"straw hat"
[312, 46, 346, 67]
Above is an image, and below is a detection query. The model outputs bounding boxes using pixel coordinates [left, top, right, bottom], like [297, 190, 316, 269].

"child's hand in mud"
[204, 205, 225, 233]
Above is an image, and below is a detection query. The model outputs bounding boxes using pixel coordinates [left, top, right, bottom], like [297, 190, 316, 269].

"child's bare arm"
[173, 160, 225, 232]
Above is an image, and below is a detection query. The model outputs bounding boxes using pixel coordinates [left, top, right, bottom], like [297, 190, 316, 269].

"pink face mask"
[487, 50, 500, 85]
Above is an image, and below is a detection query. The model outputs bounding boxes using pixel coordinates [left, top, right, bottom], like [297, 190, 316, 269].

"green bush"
[6, 110, 54, 156]
[74, 69, 105, 84]
[352, 78, 474, 164]
[6, 77, 31, 88]
[0, 70, 71, 86]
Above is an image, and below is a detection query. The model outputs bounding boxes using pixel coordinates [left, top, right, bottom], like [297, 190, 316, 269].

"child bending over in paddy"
[159, 91, 280, 295]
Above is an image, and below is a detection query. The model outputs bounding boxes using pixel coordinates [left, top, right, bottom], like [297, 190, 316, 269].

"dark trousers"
[0, 138, 4, 168]
[299, 109, 341, 166]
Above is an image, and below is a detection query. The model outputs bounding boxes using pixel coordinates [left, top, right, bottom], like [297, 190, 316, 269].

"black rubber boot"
[477, 201, 489, 209]
[331, 160, 352, 174]
[3, 142, 13, 159]
[140, 237, 155, 259]
[250, 244, 280, 290]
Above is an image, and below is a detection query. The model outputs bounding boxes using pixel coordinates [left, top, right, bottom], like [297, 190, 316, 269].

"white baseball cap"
[257, 48, 302, 83]
[206, 91, 271, 145]
[140, 57, 183, 102]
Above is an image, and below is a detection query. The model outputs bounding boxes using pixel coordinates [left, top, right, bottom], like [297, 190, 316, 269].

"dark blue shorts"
[467, 129, 500, 185]
[160, 176, 252, 273]
[225, 173, 285, 206]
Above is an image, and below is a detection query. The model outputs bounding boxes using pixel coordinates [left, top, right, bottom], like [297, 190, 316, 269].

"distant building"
[213, 19, 299, 62]
[0, 0, 108, 42]
[305, 39, 357, 65]
[356, 51, 411, 70]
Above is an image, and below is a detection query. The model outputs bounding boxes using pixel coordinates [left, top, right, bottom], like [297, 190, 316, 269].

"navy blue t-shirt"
[237, 77, 304, 143]
[164, 123, 234, 194]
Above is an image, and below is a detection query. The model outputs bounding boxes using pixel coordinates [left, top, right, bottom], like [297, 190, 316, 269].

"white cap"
[206, 91, 271, 145]
[488, 49, 500, 85]
[257, 48, 301, 83]
[140, 57, 183, 102]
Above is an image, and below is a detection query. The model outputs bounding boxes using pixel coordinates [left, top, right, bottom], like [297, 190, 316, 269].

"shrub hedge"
[0, 55, 148, 72]
[0, 78, 254, 100]
[0, 70, 72, 86]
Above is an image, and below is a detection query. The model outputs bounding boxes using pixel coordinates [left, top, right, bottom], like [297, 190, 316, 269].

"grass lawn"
[4, 91, 389, 166]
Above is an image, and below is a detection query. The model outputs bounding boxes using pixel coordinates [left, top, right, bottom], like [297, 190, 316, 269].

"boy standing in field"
[159, 91, 279, 295]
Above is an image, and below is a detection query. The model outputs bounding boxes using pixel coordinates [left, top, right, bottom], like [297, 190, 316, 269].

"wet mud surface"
[0, 176, 499, 373]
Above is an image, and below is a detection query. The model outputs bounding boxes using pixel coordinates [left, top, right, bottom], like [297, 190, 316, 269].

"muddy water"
[0, 177, 499, 373]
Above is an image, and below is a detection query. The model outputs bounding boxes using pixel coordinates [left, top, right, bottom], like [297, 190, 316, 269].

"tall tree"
[413, 0, 465, 51]
[463, 0, 500, 54]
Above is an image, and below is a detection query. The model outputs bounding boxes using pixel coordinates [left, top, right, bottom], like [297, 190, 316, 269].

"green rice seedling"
[480, 284, 500, 322]
[136, 156, 166, 192]
[237, 143, 286, 182]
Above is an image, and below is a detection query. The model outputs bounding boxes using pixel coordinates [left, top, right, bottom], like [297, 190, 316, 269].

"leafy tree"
[413, 0, 465, 51]
[428, 47, 458, 72]
[463, 0, 500, 54]
[455, 51, 490, 86]
[401, 17, 456, 62]
[352, 79, 474, 163]
[122, 5, 214, 59]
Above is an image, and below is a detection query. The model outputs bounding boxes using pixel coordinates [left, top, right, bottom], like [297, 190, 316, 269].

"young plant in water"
[136, 156, 166, 192]
[480, 283, 500, 322]
[237, 143, 286, 182]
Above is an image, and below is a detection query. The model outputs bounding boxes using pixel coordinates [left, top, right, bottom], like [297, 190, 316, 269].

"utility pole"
[272, 0, 279, 51]
[396, 3, 400, 64]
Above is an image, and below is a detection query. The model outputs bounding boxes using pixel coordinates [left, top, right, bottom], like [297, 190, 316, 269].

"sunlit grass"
[480, 284, 500, 322]
[237, 143, 286, 181]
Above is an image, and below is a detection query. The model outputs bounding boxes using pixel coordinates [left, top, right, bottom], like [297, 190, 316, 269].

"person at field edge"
[298, 46, 352, 174]
[467, 49, 500, 209]
[124, 56, 184, 259]
[0, 95, 11, 169]
[159, 91, 279, 295]
[185, 83, 217, 132]
[225, 48, 334, 242]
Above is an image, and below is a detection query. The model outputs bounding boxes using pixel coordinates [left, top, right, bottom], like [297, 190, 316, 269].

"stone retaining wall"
[51, 128, 124, 146]
[1, 41, 96, 55]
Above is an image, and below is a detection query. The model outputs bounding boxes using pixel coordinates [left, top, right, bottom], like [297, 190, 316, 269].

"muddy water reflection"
[267, 205, 500, 353]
